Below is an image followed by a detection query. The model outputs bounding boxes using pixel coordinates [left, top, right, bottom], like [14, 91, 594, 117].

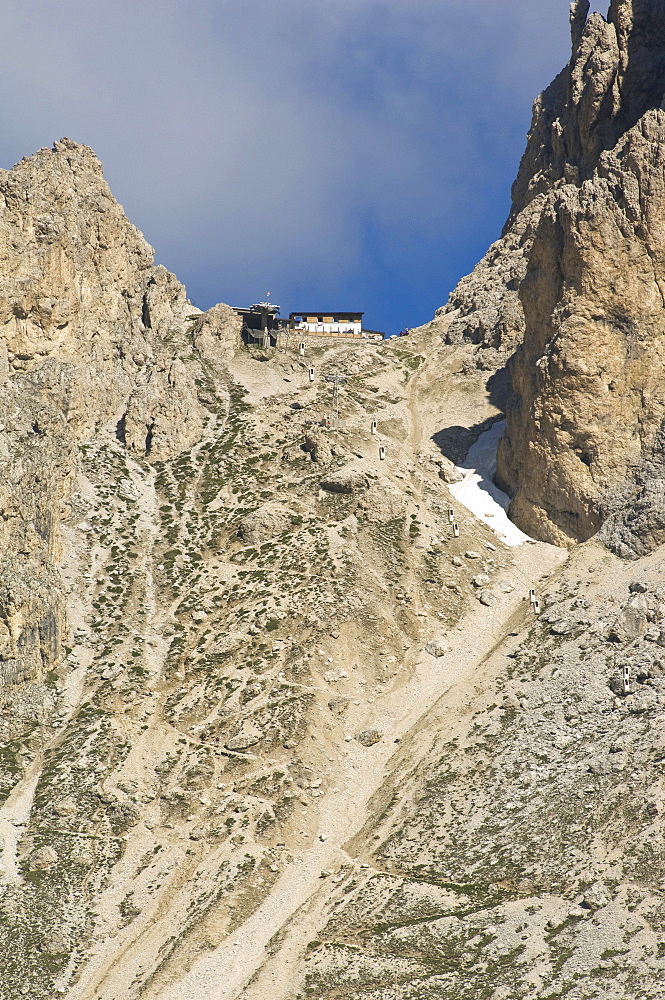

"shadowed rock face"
[497, 0, 665, 552]
[433, 0, 665, 556]
[612, 0, 665, 132]
[509, 0, 665, 222]
[498, 106, 665, 548]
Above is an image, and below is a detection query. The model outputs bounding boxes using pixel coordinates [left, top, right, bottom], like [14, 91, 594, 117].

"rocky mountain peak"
[4, 8, 665, 999]
[569, 0, 591, 49]
[427, 0, 665, 556]
[510, 0, 665, 224]
[3, 125, 565, 999]
[0, 134, 239, 771]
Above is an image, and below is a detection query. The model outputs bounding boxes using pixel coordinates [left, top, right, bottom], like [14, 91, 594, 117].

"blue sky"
[0, 1, 608, 334]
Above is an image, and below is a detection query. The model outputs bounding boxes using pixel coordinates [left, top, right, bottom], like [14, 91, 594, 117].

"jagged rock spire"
[570, 0, 590, 49]
[434, 0, 665, 553]
[609, 0, 665, 130]
[495, 0, 665, 550]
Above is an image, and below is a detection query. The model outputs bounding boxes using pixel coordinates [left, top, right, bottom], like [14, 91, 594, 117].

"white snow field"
[448, 420, 532, 547]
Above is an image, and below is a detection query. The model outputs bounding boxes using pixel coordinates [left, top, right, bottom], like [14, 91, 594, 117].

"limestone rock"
[121, 354, 206, 460]
[319, 466, 369, 495]
[426, 2, 665, 555]
[433, 201, 539, 357]
[580, 882, 610, 911]
[328, 696, 349, 716]
[6, 14, 665, 996]
[209, 632, 245, 655]
[495, 5, 665, 550]
[497, 104, 665, 547]
[0, 138, 233, 718]
[357, 482, 409, 522]
[38, 929, 71, 955]
[0, 141, 197, 441]
[53, 797, 77, 817]
[191, 302, 242, 365]
[28, 845, 58, 871]
[302, 428, 333, 464]
[355, 728, 382, 747]
[599, 478, 665, 559]
[225, 727, 262, 752]
[238, 503, 291, 543]
[433, 455, 464, 484]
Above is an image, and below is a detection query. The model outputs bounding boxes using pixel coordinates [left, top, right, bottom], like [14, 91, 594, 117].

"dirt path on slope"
[0, 765, 42, 884]
[150, 342, 566, 1000]
[147, 337, 567, 1000]
[152, 536, 565, 1000]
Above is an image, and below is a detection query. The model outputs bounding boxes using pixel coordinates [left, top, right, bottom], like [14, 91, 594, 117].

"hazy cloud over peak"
[0, 1, 580, 331]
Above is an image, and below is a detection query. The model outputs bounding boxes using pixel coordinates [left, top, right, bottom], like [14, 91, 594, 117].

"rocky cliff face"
[0, 137, 526, 999]
[0, 138, 240, 456]
[0, 140, 247, 997]
[0, 139, 239, 719]
[279, 544, 665, 1000]
[432, 0, 665, 557]
[5, 9, 665, 995]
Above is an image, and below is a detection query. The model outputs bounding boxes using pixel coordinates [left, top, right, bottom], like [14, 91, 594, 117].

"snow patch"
[448, 421, 532, 547]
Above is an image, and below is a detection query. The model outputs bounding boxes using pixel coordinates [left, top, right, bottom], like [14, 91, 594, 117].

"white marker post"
[299, 342, 305, 356]
[309, 367, 315, 383]
[529, 588, 536, 604]
[622, 665, 631, 695]
[452, 522, 460, 538]
[448, 508, 454, 523]
[379, 446, 386, 461]
[533, 600, 541, 615]
[371, 420, 377, 435]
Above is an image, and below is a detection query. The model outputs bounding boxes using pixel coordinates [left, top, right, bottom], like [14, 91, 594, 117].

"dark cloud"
[0, 1, 575, 331]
